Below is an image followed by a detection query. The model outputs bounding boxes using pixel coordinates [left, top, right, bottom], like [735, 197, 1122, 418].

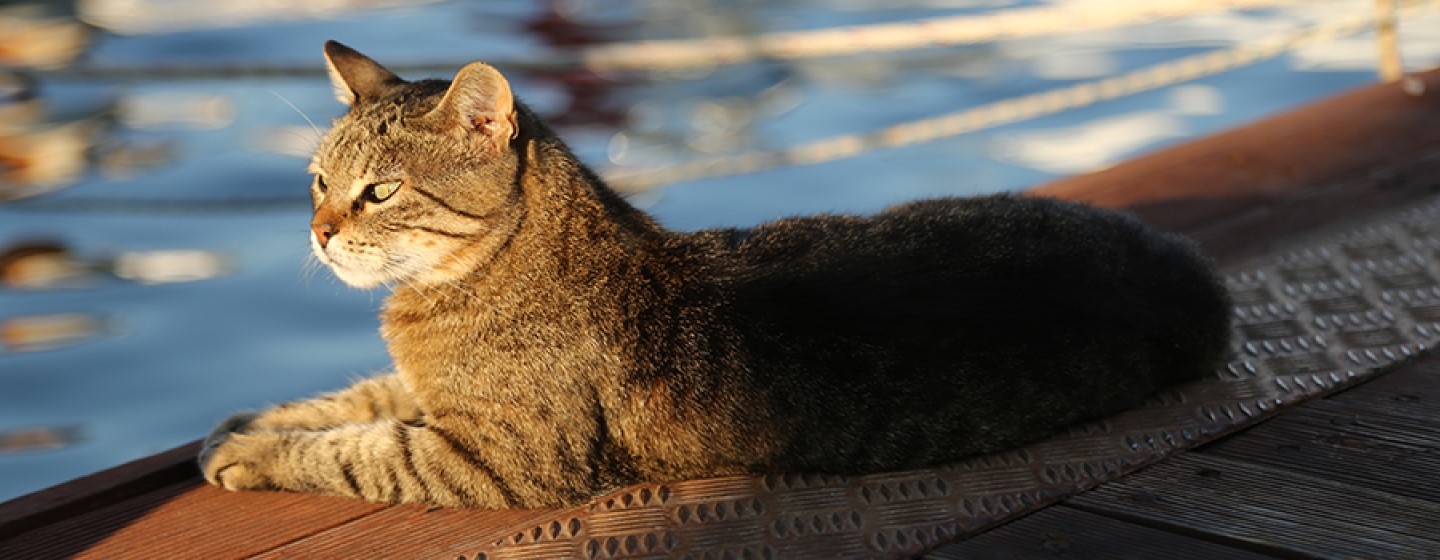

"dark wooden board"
[923, 505, 1276, 560]
[1201, 400, 1440, 504]
[1325, 352, 1440, 420]
[1067, 453, 1440, 559]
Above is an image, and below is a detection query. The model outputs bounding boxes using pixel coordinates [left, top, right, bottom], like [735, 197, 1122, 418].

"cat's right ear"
[323, 40, 404, 106]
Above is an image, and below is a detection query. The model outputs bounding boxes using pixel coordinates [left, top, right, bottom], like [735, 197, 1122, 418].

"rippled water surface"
[2, 0, 1438, 501]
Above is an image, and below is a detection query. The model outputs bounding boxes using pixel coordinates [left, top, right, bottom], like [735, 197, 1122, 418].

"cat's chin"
[318, 254, 392, 289]
[328, 266, 392, 289]
[311, 244, 397, 289]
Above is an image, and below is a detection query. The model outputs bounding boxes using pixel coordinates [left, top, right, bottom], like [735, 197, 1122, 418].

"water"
[1, 0, 1437, 502]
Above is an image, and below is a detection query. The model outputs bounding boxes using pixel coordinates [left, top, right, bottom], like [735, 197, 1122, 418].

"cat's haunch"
[199, 40, 1232, 509]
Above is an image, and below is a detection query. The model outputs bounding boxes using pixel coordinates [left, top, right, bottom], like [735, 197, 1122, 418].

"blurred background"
[1, 0, 1438, 502]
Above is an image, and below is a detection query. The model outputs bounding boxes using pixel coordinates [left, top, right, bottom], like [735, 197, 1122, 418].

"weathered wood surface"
[2, 68, 1440, 559]
[929, 243, 1440, 559]
[924, 504, 1275, 559]
[1070, 430, 1440, 559]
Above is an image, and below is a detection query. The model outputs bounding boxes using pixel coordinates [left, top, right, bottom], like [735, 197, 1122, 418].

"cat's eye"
[365, 181, 401, 203]
[314, 175, 329, 194]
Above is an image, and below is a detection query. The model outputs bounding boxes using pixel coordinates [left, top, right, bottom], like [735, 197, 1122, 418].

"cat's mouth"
[311, 233, 402, 289]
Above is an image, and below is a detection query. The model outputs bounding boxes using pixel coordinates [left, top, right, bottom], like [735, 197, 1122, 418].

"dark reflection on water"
[0, 0, 1430, 501]
[0, 241, 87, 289]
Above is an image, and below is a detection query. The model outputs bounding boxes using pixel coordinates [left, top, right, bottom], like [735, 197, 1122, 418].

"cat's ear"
[323, 40, 404, 106]
[423, 62, 518, 148]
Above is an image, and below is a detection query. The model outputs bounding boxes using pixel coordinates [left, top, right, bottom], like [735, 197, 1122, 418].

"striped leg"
[198, 419, 589, 509]
[241, 373, 423, 432]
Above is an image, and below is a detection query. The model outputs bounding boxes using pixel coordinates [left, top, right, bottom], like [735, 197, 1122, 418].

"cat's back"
[696, 195, 1231, 470]
[723, 195, 1224, 333]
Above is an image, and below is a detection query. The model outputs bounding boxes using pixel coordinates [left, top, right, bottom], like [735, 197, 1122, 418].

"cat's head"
[308, 41, 526, 288]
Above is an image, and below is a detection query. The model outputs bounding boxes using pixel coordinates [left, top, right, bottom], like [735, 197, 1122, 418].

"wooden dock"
[2, 68, 1439, 559]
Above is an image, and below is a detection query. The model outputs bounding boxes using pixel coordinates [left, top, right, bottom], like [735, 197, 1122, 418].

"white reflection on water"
[117, 93, 236, 131]
[78, 0, 445, 35]
[1291, 11, 1440, 72]
[113, 250, 230, 285]
[991, 111, 1188, 175]
[990, 85, 1224, 175]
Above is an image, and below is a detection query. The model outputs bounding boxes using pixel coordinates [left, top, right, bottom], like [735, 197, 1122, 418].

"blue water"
[2, 0, 1435, 501]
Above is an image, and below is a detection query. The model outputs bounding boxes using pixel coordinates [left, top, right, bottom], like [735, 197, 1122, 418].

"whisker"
[269, 90, 322, 139]
[301, 251, 324, 287]
[384, 259, 436, 307]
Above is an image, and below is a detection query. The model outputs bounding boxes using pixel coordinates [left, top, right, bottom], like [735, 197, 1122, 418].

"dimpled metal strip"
[465, 196, 1440, 560]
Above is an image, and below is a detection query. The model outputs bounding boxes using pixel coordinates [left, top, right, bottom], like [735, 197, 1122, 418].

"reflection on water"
[0, 119, 99, 196]
[0, 71, 180, 199]
[0, 312, 107, 353]
[0, 72, 39, 128]
[77, 0, 444, 35]
[0, 240, 228, 289]
[113, 249, 229, 284]
[990, 85, 1226, 174]
[0, 4, 90, 69]
[116, 93, 235, 130]
[0, 425, 84, 455]
[1, 0, 1439, 503]
[0, 241, 89, 289]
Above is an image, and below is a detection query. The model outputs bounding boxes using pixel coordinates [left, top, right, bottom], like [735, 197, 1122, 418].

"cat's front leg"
[198, 419, 571, 509]
[240, 372, 423, 432]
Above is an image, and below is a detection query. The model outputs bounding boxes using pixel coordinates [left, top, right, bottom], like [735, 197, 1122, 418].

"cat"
[198, 40, 1232, 509]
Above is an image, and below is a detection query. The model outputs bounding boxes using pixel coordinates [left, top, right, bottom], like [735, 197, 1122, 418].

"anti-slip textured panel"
[460, 196, 1440, 560]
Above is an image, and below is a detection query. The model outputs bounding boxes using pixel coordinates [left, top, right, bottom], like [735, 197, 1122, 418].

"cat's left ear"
[423, 62, 518, 149]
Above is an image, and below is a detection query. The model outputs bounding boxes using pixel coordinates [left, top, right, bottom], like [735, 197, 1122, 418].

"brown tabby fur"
[199, 41, 1232, 509]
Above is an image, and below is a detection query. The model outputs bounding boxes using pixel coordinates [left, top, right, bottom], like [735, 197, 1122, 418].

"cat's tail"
[1136, 229, 1234, 387]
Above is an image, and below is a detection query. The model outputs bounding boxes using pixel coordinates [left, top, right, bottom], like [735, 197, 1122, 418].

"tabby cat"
[198, 41, 1232, 509]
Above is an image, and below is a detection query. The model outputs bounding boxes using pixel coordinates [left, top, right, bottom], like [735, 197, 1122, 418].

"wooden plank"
[0, 481, 385, 560]
[1034, 69, 1440, 232]
[1201, 400, 1440, 504]
[1188, 150, 1440, 262]
[0, 441, 201, 540]
[977, 342, 1440, 555]
[1067, 453, 1440, 559]
[1325, 352, 1440, 420]
[255, 505, 559, 559]
[1033, 68, 1440, 262]
[923, 505, 1277, 559]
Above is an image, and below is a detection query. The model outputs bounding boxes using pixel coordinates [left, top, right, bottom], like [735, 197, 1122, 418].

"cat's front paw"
[198, 412, 267, 491]
[198, 430, 275, 492]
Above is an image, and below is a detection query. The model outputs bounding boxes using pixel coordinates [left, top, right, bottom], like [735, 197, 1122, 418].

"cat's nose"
[312, 221, 338, 248]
